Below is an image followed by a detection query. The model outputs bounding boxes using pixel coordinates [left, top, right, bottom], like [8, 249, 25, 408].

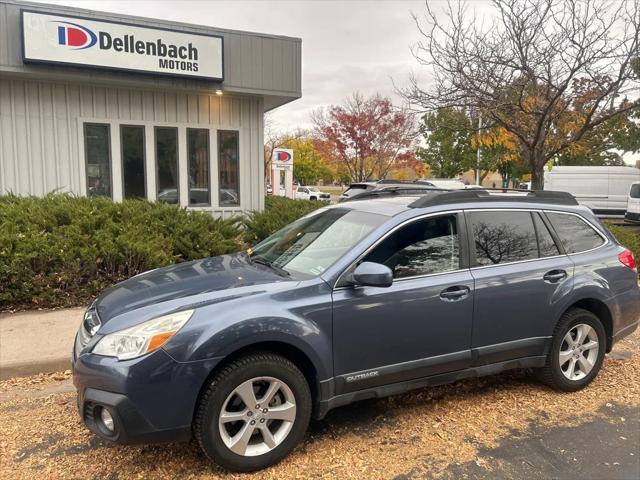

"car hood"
[94, 253, 286, 322]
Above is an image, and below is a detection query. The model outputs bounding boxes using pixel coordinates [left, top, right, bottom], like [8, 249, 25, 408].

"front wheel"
[537, 308, 606, 392]
[194, 353, 311, 472]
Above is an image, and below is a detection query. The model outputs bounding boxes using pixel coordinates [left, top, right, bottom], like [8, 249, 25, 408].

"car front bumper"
[72, 348, 223, 444]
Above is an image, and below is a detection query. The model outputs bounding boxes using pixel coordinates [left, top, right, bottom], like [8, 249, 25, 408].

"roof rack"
[342, 186, 449, 203]
[408, 189, 578, 208]
[376, 179, 435, 185]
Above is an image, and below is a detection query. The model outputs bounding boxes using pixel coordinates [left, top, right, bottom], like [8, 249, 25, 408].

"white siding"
[0, 77, 264, 216]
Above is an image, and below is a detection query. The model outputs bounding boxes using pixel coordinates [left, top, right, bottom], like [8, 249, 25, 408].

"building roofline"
[3, 0, 302, 42]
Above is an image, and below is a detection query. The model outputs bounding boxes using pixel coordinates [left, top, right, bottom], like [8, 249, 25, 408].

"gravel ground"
[1, 331, 638, 480]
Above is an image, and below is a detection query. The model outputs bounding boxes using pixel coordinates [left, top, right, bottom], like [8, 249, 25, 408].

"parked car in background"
[295, 186, 331, 201]
[339, 179, 436, 201]
[544, 166, 640, 216]
[626, 182, 640, 223]
[72, 187, 639, 472]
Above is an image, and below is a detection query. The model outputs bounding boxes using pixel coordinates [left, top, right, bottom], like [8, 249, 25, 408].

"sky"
[40, 0, 432, 130]
[38, 0, 638, 166]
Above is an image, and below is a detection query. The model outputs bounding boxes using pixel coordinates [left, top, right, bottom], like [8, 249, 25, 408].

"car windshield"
[307, 187, 319, 192]
[250, 208, 386, 277]
[343, 186, 368, 196]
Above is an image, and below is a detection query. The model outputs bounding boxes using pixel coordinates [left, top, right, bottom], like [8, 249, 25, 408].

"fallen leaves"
[0, 333, 638, 479]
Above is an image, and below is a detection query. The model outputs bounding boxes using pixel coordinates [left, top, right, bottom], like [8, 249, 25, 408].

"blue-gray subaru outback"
[72, 188, 640, 471]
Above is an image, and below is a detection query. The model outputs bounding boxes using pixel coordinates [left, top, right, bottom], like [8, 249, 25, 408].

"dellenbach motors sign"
[21, 11, 223, 80]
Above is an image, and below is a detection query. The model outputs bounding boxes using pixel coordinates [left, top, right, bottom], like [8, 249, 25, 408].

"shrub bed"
[607, 223, 640, 274]
[0, 194, 244, 310]
[242, 195, 327, 244]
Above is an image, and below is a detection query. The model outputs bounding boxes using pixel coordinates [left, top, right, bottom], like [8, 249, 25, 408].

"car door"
[466, 209, 574, 365]
[331, 212, 475, 394]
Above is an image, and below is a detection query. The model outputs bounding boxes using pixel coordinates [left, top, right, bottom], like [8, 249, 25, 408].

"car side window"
[363, 215, 459, 279]
[469, 211, 538, 266]
[546, 212, 605, 254]
[533, 213, 560, 257]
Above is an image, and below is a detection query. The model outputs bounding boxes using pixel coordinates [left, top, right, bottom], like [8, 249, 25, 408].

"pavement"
[0, 308, 83, 380]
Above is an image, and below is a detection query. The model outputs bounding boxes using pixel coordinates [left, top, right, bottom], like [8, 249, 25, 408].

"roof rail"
[376, 179, 435, 185]
[342, 186, 449, 203]
[408, 189, 578, 208]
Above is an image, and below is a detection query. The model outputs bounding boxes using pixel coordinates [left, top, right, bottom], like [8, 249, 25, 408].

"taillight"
[618, 249, 637, 270]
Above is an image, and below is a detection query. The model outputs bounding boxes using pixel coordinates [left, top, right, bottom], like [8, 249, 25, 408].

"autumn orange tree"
[404, 0, 640, 189]
[312, 93, 419, 182]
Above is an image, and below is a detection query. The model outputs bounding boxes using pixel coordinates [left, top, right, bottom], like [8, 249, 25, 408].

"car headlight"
[92, 310, 194, 360]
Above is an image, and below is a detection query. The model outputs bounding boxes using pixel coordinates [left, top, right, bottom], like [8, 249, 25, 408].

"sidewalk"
[0, 307, 84, 380]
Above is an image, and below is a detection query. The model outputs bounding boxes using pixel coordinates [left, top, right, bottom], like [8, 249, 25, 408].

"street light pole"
[476, 114, 482, 186]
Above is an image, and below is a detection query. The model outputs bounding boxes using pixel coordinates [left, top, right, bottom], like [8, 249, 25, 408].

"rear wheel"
[194, 353, 311, 472]
[538, 308, 606, 391]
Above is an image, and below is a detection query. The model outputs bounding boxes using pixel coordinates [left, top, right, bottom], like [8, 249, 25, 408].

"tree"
[417, 107, 476, 178]
[312, 92, 418, 182]
[285, 137, 332, 185]
[404, 0, 640, 189]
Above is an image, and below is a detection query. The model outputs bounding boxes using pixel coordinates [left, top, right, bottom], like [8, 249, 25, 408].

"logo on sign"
[276, 151, 292, 162]
[55, 22, 97, 49]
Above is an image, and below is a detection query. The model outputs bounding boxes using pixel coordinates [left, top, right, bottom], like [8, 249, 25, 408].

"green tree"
[286, 137, 332, 186]
[417, 107, 476, 178]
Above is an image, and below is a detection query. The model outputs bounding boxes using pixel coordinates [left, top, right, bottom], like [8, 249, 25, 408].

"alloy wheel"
[558, 323, 600, 381]
[218, 376, 297, 457]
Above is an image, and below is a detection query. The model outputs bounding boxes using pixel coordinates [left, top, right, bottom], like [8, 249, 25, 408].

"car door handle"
[543, 269, 567, 283]
[439, 286, 470, 301]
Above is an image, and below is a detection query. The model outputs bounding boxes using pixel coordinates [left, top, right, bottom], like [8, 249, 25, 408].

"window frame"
[83, 122, 112, 199]
[154, 126, 180, 204]
[542, 210, 609, 255]
[217, 129, 240, 207]
[119, 124, 147, 201]
[334, 211, 469, 289]
[186, 127, 211, 207]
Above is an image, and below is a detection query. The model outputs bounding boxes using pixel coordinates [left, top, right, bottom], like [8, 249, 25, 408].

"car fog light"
[100, 407, 114, 432]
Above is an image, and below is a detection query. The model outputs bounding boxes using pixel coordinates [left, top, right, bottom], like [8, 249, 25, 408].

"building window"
[218, 130, 240, 206]
[84, 123, 111, 198]
[155, 127, 179, 204]
[187, 128, 210, 206]
[120, 125, 146, 200]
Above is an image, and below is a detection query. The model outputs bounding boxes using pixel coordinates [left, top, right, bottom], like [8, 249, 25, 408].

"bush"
[243, 196, 327, 244]
[607, 223, 640, 274]
[0, 194, 243, 310]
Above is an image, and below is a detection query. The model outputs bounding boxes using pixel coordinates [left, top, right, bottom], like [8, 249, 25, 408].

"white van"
[544, 166, 640, 216]
[626, 182, 640, 223]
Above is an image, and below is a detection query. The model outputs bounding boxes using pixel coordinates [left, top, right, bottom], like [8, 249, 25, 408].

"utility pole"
[476, 114, 482, 186]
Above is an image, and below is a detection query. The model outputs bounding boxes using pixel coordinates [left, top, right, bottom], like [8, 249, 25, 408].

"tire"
[310, 196, 317, 201]
[194, 352, 311, 472]
[537, 308, 606, 392]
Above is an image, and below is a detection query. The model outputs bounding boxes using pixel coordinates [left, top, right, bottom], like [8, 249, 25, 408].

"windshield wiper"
[250, 255, 290, 277]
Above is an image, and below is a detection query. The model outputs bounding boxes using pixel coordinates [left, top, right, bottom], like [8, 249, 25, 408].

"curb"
[0, 357, 71, 381]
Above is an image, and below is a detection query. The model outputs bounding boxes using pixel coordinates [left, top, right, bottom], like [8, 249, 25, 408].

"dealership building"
[0, 0, 301, 216]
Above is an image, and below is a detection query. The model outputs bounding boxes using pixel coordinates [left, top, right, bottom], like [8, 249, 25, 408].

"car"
[424, 179, 467, 190]
[72, 188, 640, 472]
[295, 186, 331, 201]
[339, 179, 437, 201]
[625, 181, 640, 223]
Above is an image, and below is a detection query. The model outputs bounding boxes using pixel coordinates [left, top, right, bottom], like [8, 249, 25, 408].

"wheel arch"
[562, 298, 613, 352]
[192, 340, 322, 426]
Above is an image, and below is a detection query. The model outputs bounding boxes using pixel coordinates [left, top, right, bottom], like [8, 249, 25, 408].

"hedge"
[0, 194, 244, 309]
[607, 223, 640, 275]
[243, 195, 328, 244]
[0, 194, 326, 311]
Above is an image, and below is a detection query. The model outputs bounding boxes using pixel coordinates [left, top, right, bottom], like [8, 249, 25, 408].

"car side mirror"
[351, 262, 393, 288]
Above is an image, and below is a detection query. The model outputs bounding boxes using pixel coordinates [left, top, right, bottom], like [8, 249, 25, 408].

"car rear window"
[630, 184, 640, 199]
[468, 211, 539, 266]
[546, 212, 605, 254]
